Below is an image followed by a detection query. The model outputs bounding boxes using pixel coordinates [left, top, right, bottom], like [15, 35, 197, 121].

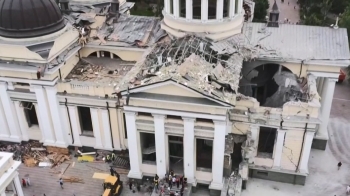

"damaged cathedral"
[0, 0, 349, 195]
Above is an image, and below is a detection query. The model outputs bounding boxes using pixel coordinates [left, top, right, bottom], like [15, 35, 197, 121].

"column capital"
[152, 113, 165, 119]
[306, 131, 315, 136]
[277, 129, 287, 133]
[213, 120, 226, 125]
[124, 111, 136, 116]
[44, 85, 58, 90]
[182, 117, 195, 122]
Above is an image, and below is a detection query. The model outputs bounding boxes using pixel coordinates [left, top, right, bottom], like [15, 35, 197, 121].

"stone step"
[112, 156, 130, 169]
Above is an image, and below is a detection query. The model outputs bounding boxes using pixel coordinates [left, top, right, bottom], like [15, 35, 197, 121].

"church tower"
[267, 1, 279, 27]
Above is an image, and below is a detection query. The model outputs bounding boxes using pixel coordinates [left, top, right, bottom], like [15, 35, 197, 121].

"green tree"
[321, 0, 333, 20]
[253, 0, 269, 22]
[339, 6, 350, 79]
[304, 13, 323, 25]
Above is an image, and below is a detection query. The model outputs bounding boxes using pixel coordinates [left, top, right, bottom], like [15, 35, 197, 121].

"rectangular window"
[138, 112, 152, 117]
[22, 102, 38, 127]
[196, 118, 213, 123]
[235, 0, 239, 14]
[77, 106, 93, 136]
[224, 0, 229, 17]
[170, 0, 174, 14]
[140, 132, 156, 164]
[196, 138, 213, 172]
[257, 127, 277, 158]
[167, 115, 182, 120]
[123, 113, 127, 139]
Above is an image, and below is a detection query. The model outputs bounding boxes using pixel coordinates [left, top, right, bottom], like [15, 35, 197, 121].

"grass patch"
[130, 9, 155, 16]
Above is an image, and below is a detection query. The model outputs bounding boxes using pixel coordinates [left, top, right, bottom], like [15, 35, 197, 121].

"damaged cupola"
[161, 0, 245, 41]
[0, 0, 65, 38]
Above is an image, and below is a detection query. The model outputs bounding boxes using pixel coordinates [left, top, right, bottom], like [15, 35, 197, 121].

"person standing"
[22, 179, 26, 187]
[59, 178, 64, 189]
[172, 176, 176, 188]
[168, 174, 172, 187]
[26, 177, 31, 186]
[110, 167, 115, 176]
[129, 181, 133, 190]
[338, 162, 342, 170]
[176, 177, 179, 188]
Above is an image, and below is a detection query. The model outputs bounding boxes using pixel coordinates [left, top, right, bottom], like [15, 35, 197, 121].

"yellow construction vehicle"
[103, 175, 123, 196]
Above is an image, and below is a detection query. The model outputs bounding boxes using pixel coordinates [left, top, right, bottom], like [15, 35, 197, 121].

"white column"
[183, 117, 196, 185]
[110, 53, 114, 59]
[250, 125, 259, 156]
[201, 0, 208, 20]
[13, 173, 24, 196]
[32, 85, 56, 145]
[125, 111, 143, 179]
[1, 191, 5, 196]
[60, 105, 73, 145]
[216, 0, 224, 20]
[101, 109, 113, 150]
[153, 114, 167, 177]
[0, 97, 10, 138]
[33, 103, 45, 142]
[173, 0, 179, 17]
[96, 51, 100, 58]
[238, 0, 243, 14]
[90, 108, 104, 149]
[68, 106, 82, 146]
[273, 129, 286, 169]
[0, 82, 21, 141]
[45, 86, 68, 147]
[14, 101, 29, 141]
[299, 131, 315, 173]
[318, 78, 336, 138]
[210, 120, 226, 190]
[317, 77, 324, 95]
[229, 0, 235, 17]
[186, 0, 193, 19]
[164, 0, 170, 13]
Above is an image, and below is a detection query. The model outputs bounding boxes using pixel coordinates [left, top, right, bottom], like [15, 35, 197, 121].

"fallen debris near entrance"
[0, 141, 71, 167]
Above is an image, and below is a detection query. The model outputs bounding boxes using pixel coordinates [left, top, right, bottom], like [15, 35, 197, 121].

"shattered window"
[141, 132, 156, 164]
[257, 127, 277, 158]
[77, 106, 94, 136]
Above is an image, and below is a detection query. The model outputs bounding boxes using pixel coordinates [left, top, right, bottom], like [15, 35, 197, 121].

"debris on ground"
[62, 176, 84, 183]
[0, 141, 71, 167]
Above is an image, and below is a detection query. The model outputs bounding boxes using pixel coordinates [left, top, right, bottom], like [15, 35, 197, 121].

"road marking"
[333, 98, 350, 102]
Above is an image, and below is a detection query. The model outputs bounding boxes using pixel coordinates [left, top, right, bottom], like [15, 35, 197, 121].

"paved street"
[19, 160, 149, 196]
[269, 0, 300, 24]
[328, 81, 350, 164]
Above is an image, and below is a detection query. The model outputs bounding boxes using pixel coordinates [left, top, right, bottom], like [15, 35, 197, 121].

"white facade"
[0, 152, 24, 196]
[0, 0, 348, 194]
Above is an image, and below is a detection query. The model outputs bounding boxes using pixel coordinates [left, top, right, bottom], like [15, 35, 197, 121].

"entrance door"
[168, 135, 183, 175]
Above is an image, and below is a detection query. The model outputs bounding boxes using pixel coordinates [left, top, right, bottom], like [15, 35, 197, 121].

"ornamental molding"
[165, 127, 184, 135]
[194, 130, 214, 138]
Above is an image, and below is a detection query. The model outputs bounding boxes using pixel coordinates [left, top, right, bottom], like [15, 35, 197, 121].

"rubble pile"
[0, 141, 70, 167]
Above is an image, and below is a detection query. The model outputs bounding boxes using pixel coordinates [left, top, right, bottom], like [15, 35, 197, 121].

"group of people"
[151, 170, 186, 196]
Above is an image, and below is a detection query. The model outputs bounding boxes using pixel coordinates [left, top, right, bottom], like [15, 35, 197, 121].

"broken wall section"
[280, 130, 303, 171]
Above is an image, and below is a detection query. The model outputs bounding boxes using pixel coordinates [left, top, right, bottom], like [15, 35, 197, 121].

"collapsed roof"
[118, 36, 256, 104]
[65, 4, 166, 47]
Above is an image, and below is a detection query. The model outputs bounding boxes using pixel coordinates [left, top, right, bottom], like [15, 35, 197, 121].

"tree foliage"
[253, 0, 269, 22]
[339, 6, 350, 80]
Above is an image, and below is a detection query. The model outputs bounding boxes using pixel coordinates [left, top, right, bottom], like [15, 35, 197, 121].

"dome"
[0, 0, 65, 38]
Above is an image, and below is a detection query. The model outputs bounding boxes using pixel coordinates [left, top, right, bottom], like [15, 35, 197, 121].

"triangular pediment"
[122, 80, 232, 107]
